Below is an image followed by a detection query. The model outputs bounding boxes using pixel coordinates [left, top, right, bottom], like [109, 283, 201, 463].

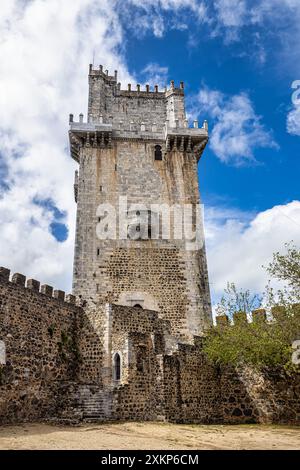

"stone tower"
[69, 65, 212, 341]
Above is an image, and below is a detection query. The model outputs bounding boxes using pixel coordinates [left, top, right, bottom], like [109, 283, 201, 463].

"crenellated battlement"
[68, 64, 209, 162]
[0, 266, 79, 306]
[215, 305, 300, 327]
[88, 64, 184, 97]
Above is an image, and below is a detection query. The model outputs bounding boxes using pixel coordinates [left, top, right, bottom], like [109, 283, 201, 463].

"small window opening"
[148, 210, 152, 239]
[113, 353, 121, 381]
[155, 145, 162, 161]
[0, 340, 6, 365]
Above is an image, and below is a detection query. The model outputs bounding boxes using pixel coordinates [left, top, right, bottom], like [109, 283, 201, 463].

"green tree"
[266, 242, 300, 290]
[204, 243, 300, 371]
[215, 282, 262, 319]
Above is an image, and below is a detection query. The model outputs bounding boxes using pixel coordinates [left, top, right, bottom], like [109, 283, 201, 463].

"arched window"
[133, 304, 143, 309]
[113, 353, 121, 381]
[154, 145, 162, 161]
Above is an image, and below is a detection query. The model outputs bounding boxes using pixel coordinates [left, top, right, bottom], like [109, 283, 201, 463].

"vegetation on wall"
[204, 242, 300, 371]
[57, 330, 81, 363]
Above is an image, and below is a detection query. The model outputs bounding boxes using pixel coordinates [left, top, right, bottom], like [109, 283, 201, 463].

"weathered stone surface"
[41, 284, 53, 297]
[53, 290, 65, 302]
[71, 65, 212, 341]
[11, 273, 26, 287]
[0, 66, 299, 427]
[1, 276, 300, 425]
[0, 277, 82, 424]
[0, 267, 10, 282]
[26, 279, 40, 292]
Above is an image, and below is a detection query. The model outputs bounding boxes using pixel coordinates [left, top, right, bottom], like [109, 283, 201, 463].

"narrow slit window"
[113, 353, 121, 381]
[154, 145, 162, 161]
[0, 340, 6, 365]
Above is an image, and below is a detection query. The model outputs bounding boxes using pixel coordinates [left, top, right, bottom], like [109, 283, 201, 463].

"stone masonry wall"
[72, 138, 211, 341]
[110, 304, 169, 421]
[0, 280, 299, 425]
[0, 267, 82, 424]
[163, 340, 300, 425]
[87, 66, 186, 132]
[72, 65, 212, 342]
[104, 304, 300, 425]
[163, 340, 222, 424]
[220, 365, 300, 424]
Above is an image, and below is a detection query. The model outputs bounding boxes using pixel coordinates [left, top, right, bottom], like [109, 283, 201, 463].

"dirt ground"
[0, 422, 299, 450]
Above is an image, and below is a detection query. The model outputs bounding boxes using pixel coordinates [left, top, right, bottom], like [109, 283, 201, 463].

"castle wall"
[0, 283, 299, 425]
[0, 267, 82, 424]
[163, 341, 222, 424]
[220, 365, 300, 425]
[59, 304, 170, 422]
[163, 342, 300, 425]
[109, 305, 168, 421]
[104, 305, 300, 426]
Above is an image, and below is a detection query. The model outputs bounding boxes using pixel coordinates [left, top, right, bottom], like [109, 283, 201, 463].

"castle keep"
[70, 65, 211, 340]
[0, 66, 299, 425]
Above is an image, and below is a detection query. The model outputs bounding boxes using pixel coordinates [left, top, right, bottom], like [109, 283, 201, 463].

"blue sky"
[0, 0, 299, 304]
[123, 7, 300, 212]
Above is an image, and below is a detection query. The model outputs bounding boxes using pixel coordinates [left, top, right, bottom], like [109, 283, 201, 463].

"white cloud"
[214, 0, 247, 28]
[205, 201, 300, 301]
[0, 0, 298, 299]
[118, 0, 207, 38]
[0, 0, 133, 291]
[203, 0, 300, 71]
[213, 0, 299, 30]
[141, 63, 169, 89]
[193, 87, 278, 165]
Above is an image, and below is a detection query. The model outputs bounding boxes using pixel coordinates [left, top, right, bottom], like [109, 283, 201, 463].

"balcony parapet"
[164, 120, 209, 160]
[69, 114, 209, 162]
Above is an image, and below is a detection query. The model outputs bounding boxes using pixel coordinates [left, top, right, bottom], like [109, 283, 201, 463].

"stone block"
[11, 273, 26, 287]
[53, 290, 65, 301]
[0, 267, 10, 282]
[233, 311, 247, 325]
[26, 279, 40, 292]
[216, 315, 229, 327]
[41, 284, 53, 297]
[252, 309, 267, 323]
